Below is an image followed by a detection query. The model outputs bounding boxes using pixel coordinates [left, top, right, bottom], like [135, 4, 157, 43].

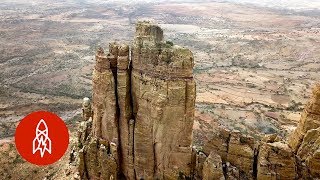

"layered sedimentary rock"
[202, 129, 297, 180]
[226, 131, 256, 178]
[132, 21, 195, 179]
[288, 84, 320, 152]
[288, 84, 320, 177]
[78, 21, 195, 179]
[76, 20, 320, 179]
[201, 84, 320, 179]
[257, 142, 296, 179]
[203, 128, 230, 162]
[202, 129, 256, 179]
[78, 46, 119, 179]
[202, 152, 225, 180]
[296, 127, 320, 177]
[92, 47, 118, 142]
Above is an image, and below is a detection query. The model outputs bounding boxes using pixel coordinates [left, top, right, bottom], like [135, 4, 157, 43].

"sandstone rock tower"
[78, 21, 196, 179]
[76, 21, 320, 180]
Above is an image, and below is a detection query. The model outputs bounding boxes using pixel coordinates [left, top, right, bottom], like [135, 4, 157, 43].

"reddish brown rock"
[77, 21, 320, 180]
[132, 21, 195, 179]
[117, 43, 134, 178]
[257, 142, 296, 180]
[295, 127, 320, 177]
[226, 131, 255, 177]
[288, 84, 320, 152]
[202, 152, 225, 180]
[203, 128, 230, 161]
[78, 21, 195, 179]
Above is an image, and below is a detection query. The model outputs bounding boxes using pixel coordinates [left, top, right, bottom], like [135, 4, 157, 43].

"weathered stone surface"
[77, 21, 320, 180]
[203, 128, 230, 161]
[78, 21, 195, 179]
[82, 97, 92, 121]
[131, 21, 195, 179]
[288, 84, 320, 152]
[261, 134, 280, 143]
[257, 142, 296, 180]
[203, 129, 255, 179]
[92, 48, 118, 142]
[285, 84, 320, 178]
[99, 144, 118, 180]
[77, 44, 121, 180]
[226, 131, 255, 177]
[78, 118, 92, 147]
[194, 151, 208, 179]
[94, 47, 109, 72]
[78, 138, 118, 179]
[117, 43, 134, 179]
[202, 152, 225, 180]
[225, 162, 241, 180]
[295, 127, 320, 177]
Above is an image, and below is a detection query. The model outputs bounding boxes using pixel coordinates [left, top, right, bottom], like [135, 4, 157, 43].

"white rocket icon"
[32, 119, 52, 158]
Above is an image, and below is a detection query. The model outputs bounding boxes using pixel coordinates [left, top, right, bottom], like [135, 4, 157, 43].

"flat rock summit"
[76, 21, 320, 179]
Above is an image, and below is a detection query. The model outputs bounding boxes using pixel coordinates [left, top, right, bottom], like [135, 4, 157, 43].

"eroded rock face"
[203, 129, 256, 179]
[288, 84, 320, 152]
[200, 85, 320, 180]
[257, 142, 296, 180]
[226, 131, 256, 178]
[82, 97, 92, 121]
[202, 152, 225, 180]
[296, 127, 320, 177]
[76, 20, 320, 179]
[77, 21, 195, 179]
[132, 21, 195, 179]
[203, 128, 230, 162]
[288, 84, 320, 178]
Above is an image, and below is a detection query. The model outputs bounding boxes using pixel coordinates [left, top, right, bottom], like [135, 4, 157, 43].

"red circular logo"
[15, 111, 69, 165]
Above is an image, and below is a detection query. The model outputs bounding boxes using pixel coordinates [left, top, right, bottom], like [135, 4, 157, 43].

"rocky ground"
[0, 0, 319, 179]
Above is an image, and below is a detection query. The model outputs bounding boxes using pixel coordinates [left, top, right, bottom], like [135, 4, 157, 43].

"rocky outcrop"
[226, 131, 256, 178]
[200, 84, 320, 180]
[202, 152, 225, 180]
[77, 21, 195, 179]
[202, 129, 298, 180]
[203, 128, 230, 162]
[296, 127, 320, 177]
[288, 84, 320, 178]
[76, 20, 320, 180]
[288, 84, 320, 153]
[202, 129, 256, 179]
[257, 142, 296, 179]
[82, 97, 92, 121]
[132, 21, 195, 179]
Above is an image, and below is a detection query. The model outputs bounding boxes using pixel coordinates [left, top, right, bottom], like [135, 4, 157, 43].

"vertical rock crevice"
[252, 144, 259, 180]
[76, 20, 320, 179]
[78, 21, 196, 180]
[200, 84, 320, 179]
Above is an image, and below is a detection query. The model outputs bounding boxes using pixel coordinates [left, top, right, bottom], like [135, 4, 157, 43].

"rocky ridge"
[201, 84, 320, 180]
[76, 21, 320, 179]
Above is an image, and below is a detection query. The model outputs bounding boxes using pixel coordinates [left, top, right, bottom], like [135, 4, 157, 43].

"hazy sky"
[87, 0, 320, 10]
[219, 0, 320, 10]
[1, 0, 320, 11]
